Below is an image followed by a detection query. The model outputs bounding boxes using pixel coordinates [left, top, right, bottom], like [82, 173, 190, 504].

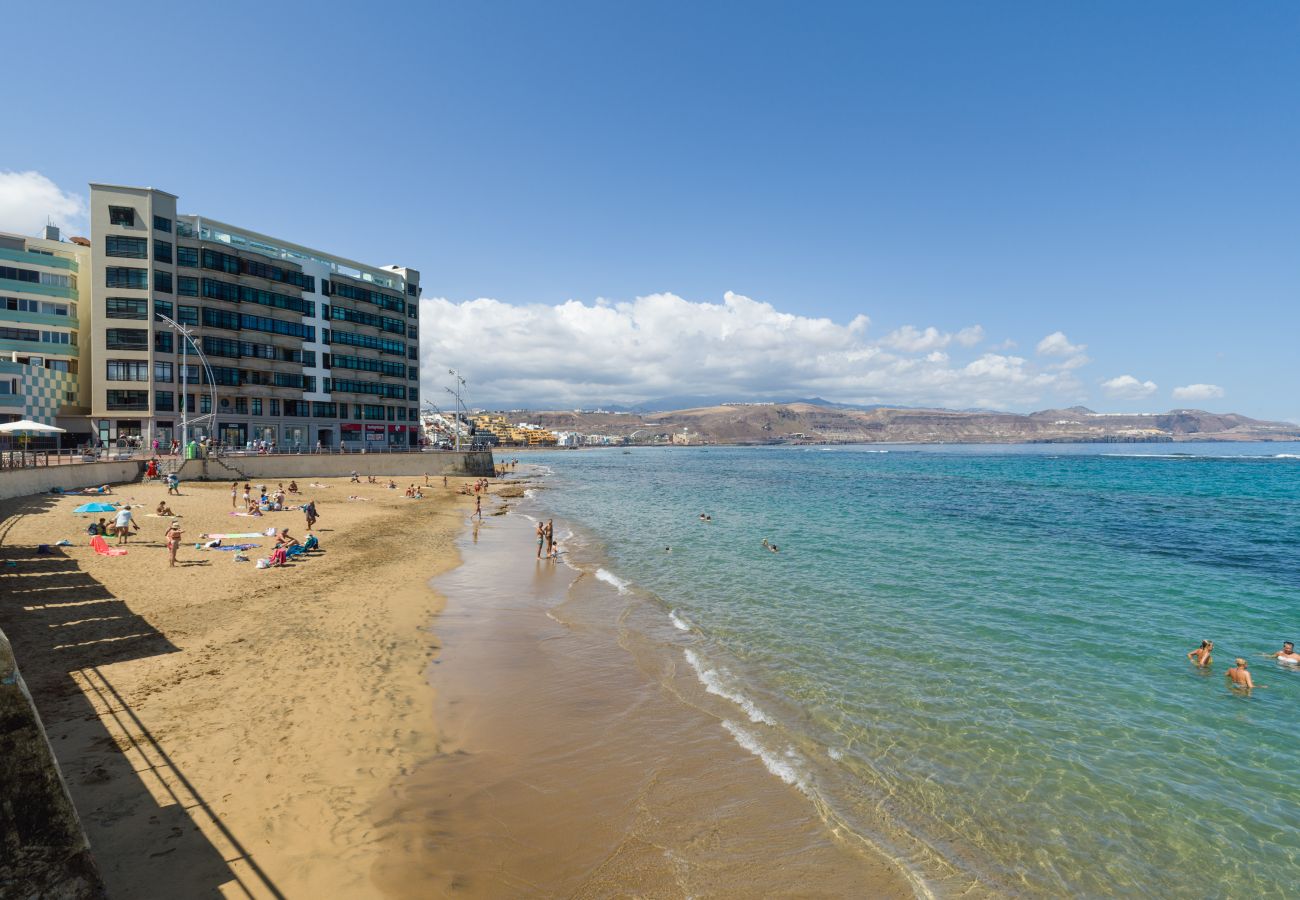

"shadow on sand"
[0, 493, 283, 899]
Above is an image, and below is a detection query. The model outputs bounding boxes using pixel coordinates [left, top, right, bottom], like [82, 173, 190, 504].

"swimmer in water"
[665, 546, 671, 552]
[1226, 658, 1258, 690]
[1187, 640, 1213, 667]
[1268, 641, 1300, 665]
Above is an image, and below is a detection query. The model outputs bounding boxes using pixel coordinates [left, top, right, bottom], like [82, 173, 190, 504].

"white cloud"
[420, 291, 1077, 410]
[880, 324, 984, 353]
[1101, 374, 1158, 400]
[1172, 383, 1225, 402]
[0, 171, 87, 236]
[1035, 330, 1089, 371]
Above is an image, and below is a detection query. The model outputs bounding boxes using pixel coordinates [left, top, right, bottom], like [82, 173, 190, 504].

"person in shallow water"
[1187, 640, 1213, 667]
[1267, 641, 1300, 665]
[1226, 658, 1258, 689]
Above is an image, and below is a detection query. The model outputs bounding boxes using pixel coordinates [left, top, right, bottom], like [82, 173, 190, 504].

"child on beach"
[231, 481, 239, 508]
[164, 520, 184, 567]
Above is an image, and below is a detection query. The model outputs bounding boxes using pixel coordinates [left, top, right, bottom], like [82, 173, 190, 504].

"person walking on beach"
[114, 505, 137, 546]
[536, 521, 546, 559]
[1187, 640, 1213, 667]
[1268, 641, 1300, 665]
[304, 499, 319, 531]
[475, 495, 482, 519]
[164, 520, 184, 567]
[1226, 658, 1258, 689]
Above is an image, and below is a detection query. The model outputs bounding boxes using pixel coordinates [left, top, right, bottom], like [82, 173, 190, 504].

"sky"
[2, 1, 1297, 418]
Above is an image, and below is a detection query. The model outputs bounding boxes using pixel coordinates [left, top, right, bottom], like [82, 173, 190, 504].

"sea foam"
[721, 720, 807, 790]
[669, 609, 692, 631]
[595, 568, 630, 594]
[684, 649, 773, 725]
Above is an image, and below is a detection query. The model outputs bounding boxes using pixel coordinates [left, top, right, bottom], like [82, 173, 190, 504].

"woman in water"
[1187, 640, 1213, 667]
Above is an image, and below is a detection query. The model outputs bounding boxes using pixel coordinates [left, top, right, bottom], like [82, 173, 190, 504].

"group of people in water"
[1187, 639, 1300, 690]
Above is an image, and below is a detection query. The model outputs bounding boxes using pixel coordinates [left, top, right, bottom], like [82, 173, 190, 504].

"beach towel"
[231, 512, 264, 517]
[90, 536, 127, 557]
[198, 530, 273, 540]
[212, 543, 259, 551]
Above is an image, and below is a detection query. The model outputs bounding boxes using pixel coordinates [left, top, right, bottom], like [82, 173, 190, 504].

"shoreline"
[0, 474, 474, 897]
[372, 473, 920, 897]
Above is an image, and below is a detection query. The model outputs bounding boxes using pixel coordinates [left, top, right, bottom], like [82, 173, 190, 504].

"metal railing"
[0, 443, 479, 471]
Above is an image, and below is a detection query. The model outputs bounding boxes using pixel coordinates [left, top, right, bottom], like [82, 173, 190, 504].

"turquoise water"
[523, 443, 1300, 897]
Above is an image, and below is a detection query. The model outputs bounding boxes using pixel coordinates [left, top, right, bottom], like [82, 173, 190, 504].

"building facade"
[87, 184, 422, 451]
[0, 227, 90, 434]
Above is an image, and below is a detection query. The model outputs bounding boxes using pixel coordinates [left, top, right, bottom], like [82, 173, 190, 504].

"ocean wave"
[595, 568, 630, 594]
[721, 720, 807, 790]
[524, 488, 537, 498]
[684, 649, 774, 725]
[669, 609, 692, 632]
[828, 747, 844, 761]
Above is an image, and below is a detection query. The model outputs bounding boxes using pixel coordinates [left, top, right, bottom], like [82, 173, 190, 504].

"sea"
[506, 442, 1300, 897]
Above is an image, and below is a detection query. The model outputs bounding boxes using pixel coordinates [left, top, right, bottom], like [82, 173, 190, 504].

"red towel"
[90, 536, 127, 557]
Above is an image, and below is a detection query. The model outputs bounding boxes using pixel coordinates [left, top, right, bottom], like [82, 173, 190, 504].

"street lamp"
[156, 314, 218, 452]
[446, 369, 466, 451]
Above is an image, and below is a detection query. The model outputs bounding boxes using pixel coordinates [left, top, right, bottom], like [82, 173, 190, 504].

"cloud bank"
[1101, 374, 1158, 400]
[0, 171, 88, 236]
[420, 291, 1086, 410]
[1172, 383, 1225, 402]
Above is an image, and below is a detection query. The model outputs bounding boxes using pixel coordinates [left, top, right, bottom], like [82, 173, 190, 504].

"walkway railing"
[0, 445, 476, 471]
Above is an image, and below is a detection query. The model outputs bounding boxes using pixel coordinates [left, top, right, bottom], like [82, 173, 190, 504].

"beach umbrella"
[0, 420, 66, 433]
[73, 502, 118, 514]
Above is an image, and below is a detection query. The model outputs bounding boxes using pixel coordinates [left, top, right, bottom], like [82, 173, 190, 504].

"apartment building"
[88, 184, 422, 450]
[0, 227, 89, 432]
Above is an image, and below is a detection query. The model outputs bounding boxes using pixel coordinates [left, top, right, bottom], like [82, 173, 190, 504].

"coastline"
[0, 474, 471, 898]
[371, 475, 919, 897]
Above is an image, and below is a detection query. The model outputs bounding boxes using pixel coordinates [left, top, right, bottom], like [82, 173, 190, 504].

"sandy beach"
[0, 473, 472, 898]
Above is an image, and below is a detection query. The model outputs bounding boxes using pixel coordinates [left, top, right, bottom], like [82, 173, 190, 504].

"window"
[269, 399, 280, 416]
[200, 395, 212, 414]
[407, 304, 418, 318]
[208, 366, 240, 387]
[330, 280, 405, 312]
[177, 276, 198, 296]
[154, 331, 174, 353]
[106, 266, 148, 289]
[105, 235, 148, 258]
[155, 391, 174, 411]
[312, 402, 336, 418]
[154, 362, 173, 382]
[153, 215, 172, 233]
[154, 240, 172, 263]
[202, 308, 239, 330]
[3, 296, 70, 315]
[329, 330, 406, 355]
[177, 246, 199, 267]
[407, 325, 418, 339]
[408, 345, 417, 360]
[105, 360, 150, 381]
[0, 265, 38, 284]
[177, 305, 198, 326]
[106, 297, 149, 319]
[105, 328, 149, 350]
[234, 397, 248, 414]
[251, 398, 263, 416]
[408, 365, 419, 381]
[109, 206, 135, 227]
[201, 248, 240, 275]
[153, 270, 173, 294]
[106, 389, 149, 410]
[153, 299, 173, 321]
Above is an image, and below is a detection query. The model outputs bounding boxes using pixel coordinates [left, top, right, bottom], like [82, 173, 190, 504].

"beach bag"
[256, 558, 270, 569]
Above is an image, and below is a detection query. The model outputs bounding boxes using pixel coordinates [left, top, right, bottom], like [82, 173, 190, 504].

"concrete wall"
[0, 630, 107, 897]
[0, 460, 141, 502]
[173, 450, 494, 482]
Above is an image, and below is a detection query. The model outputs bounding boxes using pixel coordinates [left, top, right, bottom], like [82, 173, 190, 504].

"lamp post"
[156, 314, 217, 453]
[446, 369, 466, 451]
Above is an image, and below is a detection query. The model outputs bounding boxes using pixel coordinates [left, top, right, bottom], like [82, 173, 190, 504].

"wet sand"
[370, 492, 917, 897]
[0, 475, 468, 898]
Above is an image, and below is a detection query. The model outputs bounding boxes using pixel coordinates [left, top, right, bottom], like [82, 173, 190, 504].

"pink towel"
[90, 536, 127, 557]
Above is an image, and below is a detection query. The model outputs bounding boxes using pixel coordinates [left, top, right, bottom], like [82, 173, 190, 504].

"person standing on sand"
[1226, 658, 1258, 689]
[536, 521, 545, 559]
[545, 519, 554, 557]
[1187, 640, 1213, 667]
[475, 495, 482, 519]
[114, 505, 137, 545]
[443, 475, 448, 488]
[164, 520, 184, 567]
[231, 481, 239, 508]
[304, 499, 318, 531]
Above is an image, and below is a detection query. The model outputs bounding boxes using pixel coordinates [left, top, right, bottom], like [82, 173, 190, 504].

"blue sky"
[3, 1, 1297, 417]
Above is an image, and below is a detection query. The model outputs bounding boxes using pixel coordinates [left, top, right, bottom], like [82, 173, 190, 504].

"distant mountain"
[517, 401, 1300, 445]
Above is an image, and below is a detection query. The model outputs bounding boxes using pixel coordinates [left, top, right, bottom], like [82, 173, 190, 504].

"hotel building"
[0, 227, 89, 429]
[87, 184, 422, 450]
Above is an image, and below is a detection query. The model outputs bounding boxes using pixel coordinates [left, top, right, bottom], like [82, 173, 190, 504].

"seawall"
[0, 630, 107, 898]
[0, 461, 142, 503]
[173, 450, 495, 482]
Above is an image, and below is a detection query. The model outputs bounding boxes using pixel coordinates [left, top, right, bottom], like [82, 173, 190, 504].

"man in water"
[1226, 658, 1257, 689]
[1187, 640, 1213, 667]
[1268, 641, 1300, 665]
